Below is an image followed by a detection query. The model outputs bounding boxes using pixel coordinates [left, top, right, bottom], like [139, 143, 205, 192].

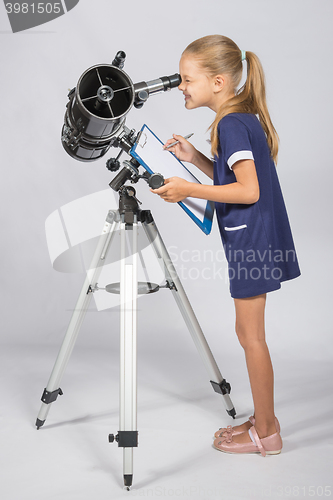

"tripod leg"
[36, 211, 121, 429]
[141, 212, 236, 418]
[119, 221, 138, 489]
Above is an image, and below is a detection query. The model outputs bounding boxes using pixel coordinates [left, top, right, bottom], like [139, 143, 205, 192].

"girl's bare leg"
[231, 293, 277, 443]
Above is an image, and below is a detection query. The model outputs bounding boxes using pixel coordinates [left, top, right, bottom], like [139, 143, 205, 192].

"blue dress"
[214, 113, 301, 299]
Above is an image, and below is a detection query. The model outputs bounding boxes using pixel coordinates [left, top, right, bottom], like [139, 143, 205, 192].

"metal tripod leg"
[119, 220, 138, 489]
[141, 212, 236, 417]
[35, 210, 121, 428]
[107, 218, 139, 489]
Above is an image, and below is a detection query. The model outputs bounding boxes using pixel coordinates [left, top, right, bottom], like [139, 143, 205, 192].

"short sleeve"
[218, 116, 254, 170]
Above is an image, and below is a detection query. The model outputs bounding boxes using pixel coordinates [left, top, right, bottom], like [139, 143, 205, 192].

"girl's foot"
[214, 416, 255, 439]
[214, 415, 280, 439]
[229, 429, 253, 444]
[213, 426, 282, 456]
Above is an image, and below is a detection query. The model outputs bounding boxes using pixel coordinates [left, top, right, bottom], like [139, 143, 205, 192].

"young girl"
[152, 35, 300, 456]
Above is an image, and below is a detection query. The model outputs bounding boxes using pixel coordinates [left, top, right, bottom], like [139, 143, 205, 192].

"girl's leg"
[231, 293, 277, 444]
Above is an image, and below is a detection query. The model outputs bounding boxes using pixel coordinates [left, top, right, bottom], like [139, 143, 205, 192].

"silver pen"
[164, 133, 194, 149]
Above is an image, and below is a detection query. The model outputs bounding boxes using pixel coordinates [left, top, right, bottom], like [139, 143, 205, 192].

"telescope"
[36, 50, 235, 490]
[61, 51, 181, 164]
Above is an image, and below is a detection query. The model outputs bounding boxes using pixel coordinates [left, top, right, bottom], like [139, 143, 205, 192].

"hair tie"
[241, 50, 246, 61]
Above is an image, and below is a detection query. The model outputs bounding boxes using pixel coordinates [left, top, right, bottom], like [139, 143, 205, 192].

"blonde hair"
[183, 35, 279, 163]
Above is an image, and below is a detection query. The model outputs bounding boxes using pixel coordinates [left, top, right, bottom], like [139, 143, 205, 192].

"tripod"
[36, 184, 236, 489]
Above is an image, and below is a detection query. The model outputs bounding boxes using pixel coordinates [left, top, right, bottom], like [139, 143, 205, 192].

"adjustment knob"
[108, 433, 119, 443]
[148, 173, 164, 189]
[106, 158, 121, 172]
[134, 90, 149, 109]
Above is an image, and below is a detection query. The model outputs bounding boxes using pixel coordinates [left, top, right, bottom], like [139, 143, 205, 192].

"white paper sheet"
[135, 127, 207, 221]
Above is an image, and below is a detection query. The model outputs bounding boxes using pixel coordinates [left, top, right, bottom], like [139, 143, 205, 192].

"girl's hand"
[151, 177, 191, 203]
[163, 134, 197, 164]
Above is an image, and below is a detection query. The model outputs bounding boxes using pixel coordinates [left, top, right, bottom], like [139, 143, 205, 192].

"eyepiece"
[133, 73, 181, 107]
[160, 73, 181, 90]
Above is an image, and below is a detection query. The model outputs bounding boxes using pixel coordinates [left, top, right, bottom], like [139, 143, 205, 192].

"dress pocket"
[224, 225, 254, 262]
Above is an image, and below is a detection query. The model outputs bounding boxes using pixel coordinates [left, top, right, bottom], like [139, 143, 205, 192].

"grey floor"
[1, 331, 332, 500]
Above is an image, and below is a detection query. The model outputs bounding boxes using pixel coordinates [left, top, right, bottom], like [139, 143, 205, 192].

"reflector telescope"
[61, 52, 180, 162]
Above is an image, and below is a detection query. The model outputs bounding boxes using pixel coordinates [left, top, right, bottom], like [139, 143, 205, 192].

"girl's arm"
[164, 134, 214, 180]
[191, 150, 214, 180]
[152, 159, 260, 205]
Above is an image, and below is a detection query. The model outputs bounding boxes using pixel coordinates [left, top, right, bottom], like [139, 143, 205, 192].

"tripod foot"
[227, 408, 236, 419]
[124, 475, 133, 490]
[35, 418, 45, 430]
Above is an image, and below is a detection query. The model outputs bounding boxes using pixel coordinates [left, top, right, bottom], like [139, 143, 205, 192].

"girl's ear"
[214, 75, 225, 92]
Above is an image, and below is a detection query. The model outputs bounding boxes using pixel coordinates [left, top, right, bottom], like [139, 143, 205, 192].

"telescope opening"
[78, 66, 133, 120]
[62, 64, 135, 162]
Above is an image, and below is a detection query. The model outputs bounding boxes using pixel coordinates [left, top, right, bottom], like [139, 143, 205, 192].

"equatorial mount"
[104, 126, 165, 195]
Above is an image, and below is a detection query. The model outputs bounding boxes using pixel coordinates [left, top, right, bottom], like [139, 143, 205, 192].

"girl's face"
[178, 55, 219, 111]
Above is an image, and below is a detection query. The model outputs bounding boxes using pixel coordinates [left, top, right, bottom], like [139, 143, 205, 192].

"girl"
[152, 35, 300, 456]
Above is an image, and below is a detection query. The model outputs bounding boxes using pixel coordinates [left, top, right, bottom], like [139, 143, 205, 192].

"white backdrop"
[1, 0, 332, 357]
[0, 1, 332, 499]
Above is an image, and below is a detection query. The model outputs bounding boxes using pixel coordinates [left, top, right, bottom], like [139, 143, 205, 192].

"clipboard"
[130, 124, 214, 235]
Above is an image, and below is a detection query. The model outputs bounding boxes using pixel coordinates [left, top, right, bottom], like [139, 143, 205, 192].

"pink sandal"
[214, 416, 280, 439]
[213, 426, 282, 456]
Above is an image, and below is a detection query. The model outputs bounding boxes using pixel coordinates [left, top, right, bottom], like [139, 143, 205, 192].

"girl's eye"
[186, 80, 190, 83]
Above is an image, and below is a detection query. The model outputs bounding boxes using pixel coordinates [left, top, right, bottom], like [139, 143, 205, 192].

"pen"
[164, 133, 194, 149]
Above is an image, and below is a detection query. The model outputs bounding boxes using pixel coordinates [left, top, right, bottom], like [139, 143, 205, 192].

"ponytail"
[183, 36, 279, 163]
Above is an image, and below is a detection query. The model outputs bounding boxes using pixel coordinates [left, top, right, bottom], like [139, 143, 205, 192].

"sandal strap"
[248, 415, 280, 434]
[248, 426, 266, 457]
